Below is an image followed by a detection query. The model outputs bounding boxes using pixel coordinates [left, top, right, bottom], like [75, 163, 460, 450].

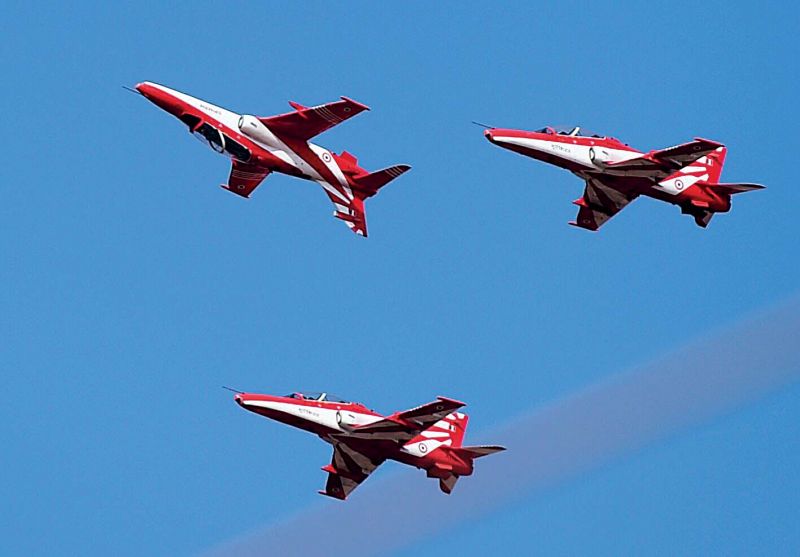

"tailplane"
[351, 165, 411, 199]
[324, 160, 410, 237]
[433, 444, 506, 494]
[704, 182, 766, 195]
[452, 445, 507, 459]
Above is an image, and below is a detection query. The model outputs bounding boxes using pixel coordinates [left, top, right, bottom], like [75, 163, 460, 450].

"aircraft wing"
[570, 177, 638, 231]
[603, 138, 723, 174]
[221, 160, 271, 198]
[319, 439, 385, 500]
[259, 97, 370, 141]
[345, 396, 466, 442]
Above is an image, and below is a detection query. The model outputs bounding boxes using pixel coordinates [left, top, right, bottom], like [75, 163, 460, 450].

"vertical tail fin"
[673, 145, 727, 184]
[409, 411, 469, 452]
[432, 412, 469, 449]
[443, 411, 469, 448]
[324, 160, 410, 237]
[658, 146, 728, 195]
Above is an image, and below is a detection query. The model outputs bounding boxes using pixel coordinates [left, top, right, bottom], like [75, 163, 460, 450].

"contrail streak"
[205, 296, 800, 557]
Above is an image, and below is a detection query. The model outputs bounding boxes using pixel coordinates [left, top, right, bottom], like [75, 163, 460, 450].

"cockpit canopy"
[285, 391, 350, 403]
[535, 126, 605, 139]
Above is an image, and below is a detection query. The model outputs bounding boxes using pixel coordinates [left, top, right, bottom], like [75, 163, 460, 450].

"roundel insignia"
[322, 152, 332, 163]
[419, 443, 428, 453]
[237, 184, 246, 190]
[343, 107, 351, 113]
[435, 404, 443, 411]
[675, 179, 684, 190]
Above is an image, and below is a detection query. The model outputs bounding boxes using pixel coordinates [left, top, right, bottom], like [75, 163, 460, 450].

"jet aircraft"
[234, 390, 505, 500]
[134, 82, 410, 236]
[484, 125, 764, 229]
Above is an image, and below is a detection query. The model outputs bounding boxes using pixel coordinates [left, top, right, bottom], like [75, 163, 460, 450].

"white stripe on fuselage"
[654, 172, 709, 195]
[401, 438, 452, 457]
[308, 144, 354, 200]
[493, 136, 641, 168]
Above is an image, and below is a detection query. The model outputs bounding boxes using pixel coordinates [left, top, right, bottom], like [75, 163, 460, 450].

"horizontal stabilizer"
[453, 445, 506, 459]
[705, 182, 766, 194]
[352, 165, 411, 198]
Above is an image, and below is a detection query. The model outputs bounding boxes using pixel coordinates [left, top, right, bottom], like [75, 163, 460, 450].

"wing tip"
[437, 395, 466, 407]
[693, 136, 725, 147]
[568, 220, 598, 231]
[220, 184, 251, 198]
[340, 96, 370, 111]
[317, 490, 347, 500]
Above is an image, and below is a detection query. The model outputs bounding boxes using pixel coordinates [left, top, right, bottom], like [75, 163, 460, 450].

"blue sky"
[2, 2, 799, 555]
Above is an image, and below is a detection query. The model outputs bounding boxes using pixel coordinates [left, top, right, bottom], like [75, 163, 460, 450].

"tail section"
[325, 156, 410, 237]
[659, 146, 728, 194]
[445, 411, 469, 448]
[431, 443, 506, 495]
[410, 411, 469, 449]
[661, 146, 765, 228]
[421, 412, 506, 495]
[351, 164, 411, 199]
[698, 145, 727, 183]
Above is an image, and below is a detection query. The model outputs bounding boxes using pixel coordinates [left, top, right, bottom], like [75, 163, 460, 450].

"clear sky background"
[2, 2, 799, 555]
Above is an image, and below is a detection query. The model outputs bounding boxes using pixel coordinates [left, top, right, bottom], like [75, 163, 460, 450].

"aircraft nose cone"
[135, 82, 150, 96]
[134, 82, 182, 116]
[234, 394, 245, 406]
[484, 129, 497, 143]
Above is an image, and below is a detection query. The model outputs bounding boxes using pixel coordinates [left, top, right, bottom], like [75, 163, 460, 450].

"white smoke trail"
[205, 296, 800, 557]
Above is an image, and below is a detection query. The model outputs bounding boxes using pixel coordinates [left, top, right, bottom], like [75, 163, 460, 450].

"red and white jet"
[485, 125, 764, 229]
[134, 82, 410, 236]
[234, 390, 505, 500]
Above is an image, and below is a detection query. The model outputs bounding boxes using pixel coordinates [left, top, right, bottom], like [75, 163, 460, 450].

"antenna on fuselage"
[471, 121, 494, 129]
[122, 85, 142, 96]
[222, 385, 244, 394]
